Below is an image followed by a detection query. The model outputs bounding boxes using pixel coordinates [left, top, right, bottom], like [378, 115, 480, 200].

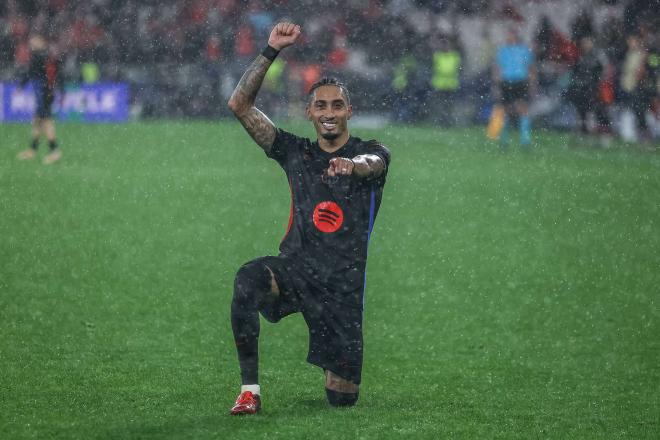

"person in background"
[16, 33, 63, 164]
[391, 52, 418, 123]
[619, 33, 653, 143]
[646, 38, 660, 140]
[492, 29, 536, 148]
[566, 36, 611, 144]
[430, 36, 461, 127]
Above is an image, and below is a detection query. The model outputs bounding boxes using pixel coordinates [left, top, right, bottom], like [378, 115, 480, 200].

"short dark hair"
[308, 77, 351, 105]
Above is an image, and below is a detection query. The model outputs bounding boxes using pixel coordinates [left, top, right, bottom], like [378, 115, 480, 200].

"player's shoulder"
[354, 137, 391, 164]
[276, 127, 312, 145]
[352, 136, 387, 150]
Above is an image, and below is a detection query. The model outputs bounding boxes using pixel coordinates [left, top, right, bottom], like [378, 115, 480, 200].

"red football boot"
[230, 391, 261, 415]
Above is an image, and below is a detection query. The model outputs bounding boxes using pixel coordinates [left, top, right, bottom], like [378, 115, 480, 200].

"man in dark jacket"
[566, 36, 611, 138]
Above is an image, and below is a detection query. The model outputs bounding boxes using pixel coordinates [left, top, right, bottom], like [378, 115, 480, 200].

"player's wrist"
[262, 44, 280, 61]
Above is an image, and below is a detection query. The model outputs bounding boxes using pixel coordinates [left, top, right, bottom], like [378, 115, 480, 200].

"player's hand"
[326, 157, 354, 177]
[268, 22, 302, 51]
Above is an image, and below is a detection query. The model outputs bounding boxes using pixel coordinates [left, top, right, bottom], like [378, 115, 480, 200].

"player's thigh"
[304, 300, 364, 385]
[501, 85, 516, 112]
[252, 255, 302, 323]
[513, 83, 529, 112]
[514, 99, 528, 114]
[35, 94, 53, 119]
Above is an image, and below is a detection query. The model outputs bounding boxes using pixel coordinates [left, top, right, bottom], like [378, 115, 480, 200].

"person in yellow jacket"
[430, 37, 461, 126]
[391, 54, 418, 122]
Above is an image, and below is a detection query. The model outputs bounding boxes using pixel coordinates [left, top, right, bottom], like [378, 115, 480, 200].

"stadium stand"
[0, 0, 657, 141]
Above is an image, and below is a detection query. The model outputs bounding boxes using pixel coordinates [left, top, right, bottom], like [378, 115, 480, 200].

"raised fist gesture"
[268, 22, 302, 51]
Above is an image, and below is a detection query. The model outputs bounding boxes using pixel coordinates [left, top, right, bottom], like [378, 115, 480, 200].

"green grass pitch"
[1, 121, 659, 439]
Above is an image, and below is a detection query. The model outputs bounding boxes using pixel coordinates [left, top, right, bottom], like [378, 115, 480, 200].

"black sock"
[231, 260, 272, 385]
[31, 138, 39, 150]
[48, 140, 58, 151]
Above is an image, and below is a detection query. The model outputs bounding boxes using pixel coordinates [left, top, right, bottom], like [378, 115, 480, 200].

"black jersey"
[22, 49, 61, 92]
[267, 128, 390, 308]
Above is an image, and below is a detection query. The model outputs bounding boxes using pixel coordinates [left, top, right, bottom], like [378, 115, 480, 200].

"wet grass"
[1, 121, 659, 439]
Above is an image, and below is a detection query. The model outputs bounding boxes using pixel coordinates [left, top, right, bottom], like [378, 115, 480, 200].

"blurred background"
[2, 3, 660, 437]
[0, 0, 658, 142]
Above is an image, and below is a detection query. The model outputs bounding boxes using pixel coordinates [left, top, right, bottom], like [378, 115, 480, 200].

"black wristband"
[261, 45, 280, 61]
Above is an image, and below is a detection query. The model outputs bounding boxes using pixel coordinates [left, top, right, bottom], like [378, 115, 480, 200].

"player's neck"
[318, 132, 350, 153]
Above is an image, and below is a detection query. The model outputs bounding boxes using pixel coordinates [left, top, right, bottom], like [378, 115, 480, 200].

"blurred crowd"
[532, 1, 659, 144]
[0, 0, 658, 142]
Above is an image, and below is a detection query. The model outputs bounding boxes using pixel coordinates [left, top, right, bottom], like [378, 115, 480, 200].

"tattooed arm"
[351, 154, 387, 178]
[327, 155, 386, 179]
[326, 141, 390, 179]
[227, 57, 277, 151]
[227, 22, 301, 152]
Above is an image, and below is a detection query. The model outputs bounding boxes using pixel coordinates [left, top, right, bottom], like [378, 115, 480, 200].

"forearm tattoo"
[236, 107, 277, 151]
[353, 154, 385, 179]
[229, 55, 277, 151]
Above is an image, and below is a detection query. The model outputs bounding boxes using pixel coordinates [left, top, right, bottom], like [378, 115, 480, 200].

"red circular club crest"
[313, 201, 344, 233]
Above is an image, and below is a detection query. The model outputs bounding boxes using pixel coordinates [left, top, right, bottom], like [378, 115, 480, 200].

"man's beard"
[320, 131, 340, 140]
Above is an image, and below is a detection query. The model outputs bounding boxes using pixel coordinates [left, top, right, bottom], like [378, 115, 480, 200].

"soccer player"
[227, 22, 390, 415]
[16, 34, 63, 165]
[492, 29, 536, 148]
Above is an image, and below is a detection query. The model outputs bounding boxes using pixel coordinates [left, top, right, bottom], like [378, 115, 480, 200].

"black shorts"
[501, 81, 528, 105]
[251, 255, 364, 385]
[35, 86, 55, 119]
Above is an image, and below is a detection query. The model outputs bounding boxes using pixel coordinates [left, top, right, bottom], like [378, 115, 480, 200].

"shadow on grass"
[100, 395, 350, 439]
[297, 398, 331, 411]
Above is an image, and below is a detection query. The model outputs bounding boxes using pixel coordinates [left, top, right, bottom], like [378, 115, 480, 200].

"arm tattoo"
[352, 154, 385, 179]
[228, 55, 277, 151]
[232, 55, 270, 108]
[236, 107, 277, 150]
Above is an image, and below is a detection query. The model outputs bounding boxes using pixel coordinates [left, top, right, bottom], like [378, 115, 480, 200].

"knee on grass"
[325, 388, 359, 407]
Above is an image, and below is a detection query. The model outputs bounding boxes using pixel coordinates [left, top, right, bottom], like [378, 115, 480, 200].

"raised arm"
[227, 22, 301, 152]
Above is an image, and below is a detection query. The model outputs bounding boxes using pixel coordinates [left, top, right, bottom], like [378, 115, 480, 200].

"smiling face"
[307, 85, 352, 145]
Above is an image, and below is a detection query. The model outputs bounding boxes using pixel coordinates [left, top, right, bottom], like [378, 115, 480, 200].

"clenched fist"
[268, 22, 302, 51]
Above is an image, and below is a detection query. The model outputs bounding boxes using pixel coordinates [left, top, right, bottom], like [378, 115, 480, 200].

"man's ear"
[347, 105, 353, 120]
[306, 105, 312, 120]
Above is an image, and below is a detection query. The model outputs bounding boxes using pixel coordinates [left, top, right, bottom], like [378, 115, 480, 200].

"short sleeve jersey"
[496, 44, 534, 82]
[26, 50, 60, 91]
[267, 128, 391, 307]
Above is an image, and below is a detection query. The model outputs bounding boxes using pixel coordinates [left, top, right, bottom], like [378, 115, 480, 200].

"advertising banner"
[0, 82, 129, 122]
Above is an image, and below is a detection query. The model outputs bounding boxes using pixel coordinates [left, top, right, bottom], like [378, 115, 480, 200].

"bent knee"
[235, 261, 270, 289]
[325, 388, 359, 407]
[233, 260, 280, 309]
[233, 262, 269, 304]
[236, 260, 278, 289]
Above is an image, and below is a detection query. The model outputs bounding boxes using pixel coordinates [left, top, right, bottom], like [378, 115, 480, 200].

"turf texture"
[1, 121, 659, 439]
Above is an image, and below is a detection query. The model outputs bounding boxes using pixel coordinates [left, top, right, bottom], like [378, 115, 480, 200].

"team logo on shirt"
[313, 201, 344, 233]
